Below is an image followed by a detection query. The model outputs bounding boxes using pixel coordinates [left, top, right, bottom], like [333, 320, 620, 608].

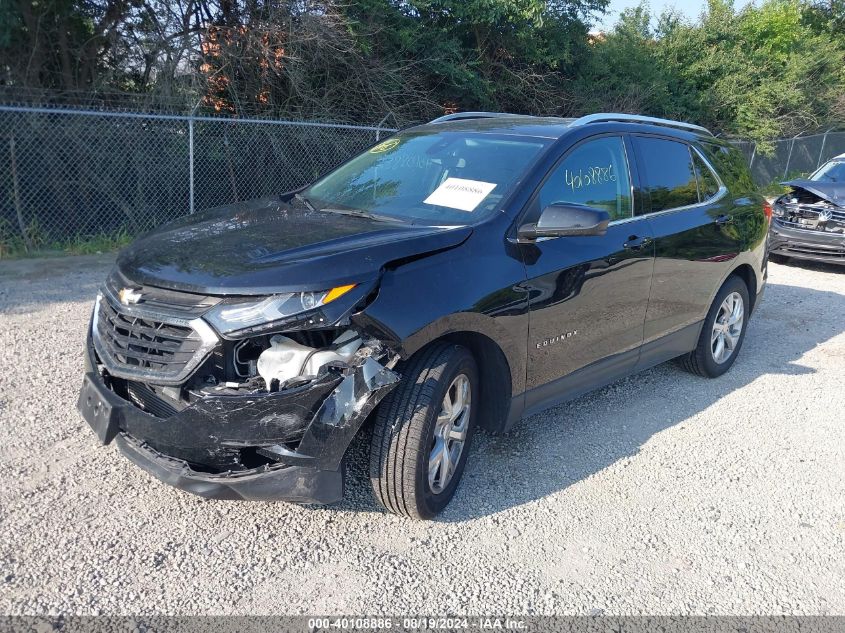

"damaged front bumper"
[769, 220, 845, 264]
[78, 337, 399, 504]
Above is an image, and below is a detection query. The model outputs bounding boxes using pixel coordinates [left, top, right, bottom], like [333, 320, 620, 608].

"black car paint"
[117, 199, 473, 295]
[79, 117, 768, 504]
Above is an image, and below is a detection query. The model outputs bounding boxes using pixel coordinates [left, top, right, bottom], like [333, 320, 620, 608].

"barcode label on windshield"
[423, 178, 497, 212]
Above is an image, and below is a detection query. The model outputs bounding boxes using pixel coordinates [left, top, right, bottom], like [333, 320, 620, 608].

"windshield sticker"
[423, 178, 497, 212]
[369, 138, 401, 154]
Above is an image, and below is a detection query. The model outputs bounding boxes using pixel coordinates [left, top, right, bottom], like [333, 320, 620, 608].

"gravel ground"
[0, 255, 843, 616]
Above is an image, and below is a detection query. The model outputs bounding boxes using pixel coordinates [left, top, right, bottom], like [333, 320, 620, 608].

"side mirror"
[518, 203, 610, 241]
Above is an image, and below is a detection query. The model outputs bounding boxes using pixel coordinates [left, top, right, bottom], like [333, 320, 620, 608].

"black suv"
[78, 112, 769, 519]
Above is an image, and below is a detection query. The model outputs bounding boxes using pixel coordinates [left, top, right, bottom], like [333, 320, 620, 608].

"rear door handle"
[623, 235, 652, 251]
[715, 214, 734, 226]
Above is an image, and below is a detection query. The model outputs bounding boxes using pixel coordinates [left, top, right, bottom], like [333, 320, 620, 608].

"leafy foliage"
[1, 0, 844, 142]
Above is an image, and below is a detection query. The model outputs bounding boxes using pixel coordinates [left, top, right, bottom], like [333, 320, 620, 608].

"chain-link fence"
[0, 104, 397, 253]
[729, 130, 845, 187]
[3, 102, 844, 255]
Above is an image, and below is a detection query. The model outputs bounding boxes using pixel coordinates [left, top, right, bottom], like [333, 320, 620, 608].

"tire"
[678, 275, 750, 378]
[369, 342, 478, 519]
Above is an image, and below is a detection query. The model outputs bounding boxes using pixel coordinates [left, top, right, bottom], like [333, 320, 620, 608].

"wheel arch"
[438, 331, 512, 434]
[729, 262, 758, 313]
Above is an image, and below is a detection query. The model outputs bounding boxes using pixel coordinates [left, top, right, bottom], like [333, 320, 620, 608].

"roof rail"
[429, 112, 527, 124]
[570, 113, 714, 136]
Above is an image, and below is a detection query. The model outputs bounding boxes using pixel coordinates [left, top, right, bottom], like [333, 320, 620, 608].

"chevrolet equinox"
[78, 112, 769, 519]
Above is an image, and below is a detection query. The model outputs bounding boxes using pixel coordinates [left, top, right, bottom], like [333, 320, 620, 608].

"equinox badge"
[537, 331, 578, 349]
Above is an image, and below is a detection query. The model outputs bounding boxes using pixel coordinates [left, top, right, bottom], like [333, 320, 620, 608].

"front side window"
[303, 131, 549, 225]
[536, 136, 633, 221]
[635, 137, 699, 213]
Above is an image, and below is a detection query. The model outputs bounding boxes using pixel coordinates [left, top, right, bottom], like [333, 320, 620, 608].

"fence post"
[783, 134, 800, 178]
[748, 142, 756, 171]
[375, 112, 395, 141]
[817, 128, 834, 169]
[8, 135, 34, 252]
[188, 114, 195, 215]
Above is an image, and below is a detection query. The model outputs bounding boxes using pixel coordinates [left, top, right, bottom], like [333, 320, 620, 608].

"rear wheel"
[369, 342, 478, 519]
[678, 275, 750, 378]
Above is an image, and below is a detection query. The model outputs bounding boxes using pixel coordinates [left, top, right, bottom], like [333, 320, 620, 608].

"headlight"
[205, 284, 356, 335]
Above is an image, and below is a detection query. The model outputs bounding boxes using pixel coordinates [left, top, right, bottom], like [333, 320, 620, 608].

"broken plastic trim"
[115, 346, 400, 473]
[258, 354, 400, 468]
[775, 183, 845, 234]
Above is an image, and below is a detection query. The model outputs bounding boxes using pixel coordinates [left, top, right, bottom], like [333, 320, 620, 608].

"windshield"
[811, 159, 845, 182]
[302, 130, 549, 224]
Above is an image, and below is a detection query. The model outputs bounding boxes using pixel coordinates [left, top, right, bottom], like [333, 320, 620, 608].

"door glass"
[692, 151, 721, 200]
[537, 136, 633, 221]
[635, 137, 699, 213]
[700, 142, 755, 193]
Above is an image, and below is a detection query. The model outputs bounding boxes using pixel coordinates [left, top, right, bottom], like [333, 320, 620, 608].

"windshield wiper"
[294, 193, 316, 211]
[320, 207, 411, 224]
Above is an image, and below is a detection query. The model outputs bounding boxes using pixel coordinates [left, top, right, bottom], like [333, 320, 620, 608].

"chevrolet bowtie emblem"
[118, 287, 143, 305]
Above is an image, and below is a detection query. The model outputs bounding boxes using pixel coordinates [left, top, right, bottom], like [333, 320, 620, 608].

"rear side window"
[536, 136, 633, 221]
[699, 142, 754, 193]
[692, 151, 721, 200]
[635, 137, 699, 213]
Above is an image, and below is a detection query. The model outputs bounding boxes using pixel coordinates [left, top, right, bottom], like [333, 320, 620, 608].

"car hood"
[116, 197, 472, 295]
[781, 179, 845, 207]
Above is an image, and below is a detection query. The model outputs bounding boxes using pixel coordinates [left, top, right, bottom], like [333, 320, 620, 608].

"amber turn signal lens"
[323, 284, 357, 304]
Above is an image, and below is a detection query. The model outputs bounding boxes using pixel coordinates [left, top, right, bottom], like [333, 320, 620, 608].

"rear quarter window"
[692, 151, 721, 200]
[699, 142, 755, 194]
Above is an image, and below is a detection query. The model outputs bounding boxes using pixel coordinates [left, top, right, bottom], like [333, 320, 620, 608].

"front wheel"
[678, 275, 750, 378]
[369, 342, 478, 519]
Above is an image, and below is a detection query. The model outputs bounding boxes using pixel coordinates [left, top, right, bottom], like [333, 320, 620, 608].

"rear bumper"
[769, 221, 845, 264]
[78, 335, 399, 504]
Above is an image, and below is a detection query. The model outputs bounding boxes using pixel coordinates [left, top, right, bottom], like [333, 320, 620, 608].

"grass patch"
[0, 229, 133, 259]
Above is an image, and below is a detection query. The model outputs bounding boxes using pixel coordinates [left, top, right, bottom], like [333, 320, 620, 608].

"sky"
[592, 0, 709, 31]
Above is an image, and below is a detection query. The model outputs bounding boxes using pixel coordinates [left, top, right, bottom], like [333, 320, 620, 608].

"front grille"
[93, 290, 219, 385]
[774, 203, 845, 232]
[105, 270, 220, 317]
[98, 297, 197, 370]
[126, 381, 181, 418]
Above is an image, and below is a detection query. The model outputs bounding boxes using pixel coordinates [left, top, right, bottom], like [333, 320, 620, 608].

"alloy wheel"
[428, 373, 471, 494]
[711, 291, 744, 364]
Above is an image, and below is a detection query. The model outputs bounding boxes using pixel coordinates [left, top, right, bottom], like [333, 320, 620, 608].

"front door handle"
[623, 235, 652, 251]
[715, 214, 734, 226]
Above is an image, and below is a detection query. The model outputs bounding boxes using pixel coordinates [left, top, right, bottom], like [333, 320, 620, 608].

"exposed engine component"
[256, 329, 362, 389]
[774, 183, 845, 234]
